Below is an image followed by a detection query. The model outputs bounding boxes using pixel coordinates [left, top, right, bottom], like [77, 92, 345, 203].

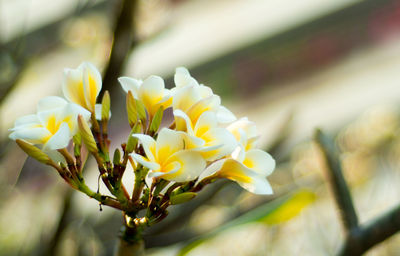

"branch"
[338, 204, 400, 256]
[102, 0, 138, 96]
[315, 129, 400, 256]
[314, 129, 359, 233]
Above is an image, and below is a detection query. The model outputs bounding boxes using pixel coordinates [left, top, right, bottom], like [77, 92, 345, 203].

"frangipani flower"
[119, 75, 172, 117]
[9, 96, 91, 150]
[227, 117, 259, 151]
[197, 118, 275, 194]
[172, 67, 236, 127]
[62, 62, 102, 113]
[130, 128, 206, 182]
[174, 110, 237, 161]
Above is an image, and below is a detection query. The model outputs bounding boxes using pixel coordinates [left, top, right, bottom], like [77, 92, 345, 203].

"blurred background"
[1, 0, 400, 255]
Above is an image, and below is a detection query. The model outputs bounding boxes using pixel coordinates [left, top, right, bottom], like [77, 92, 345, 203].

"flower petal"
[37, 96, 67, 112]
[216, 159, 273, 194]
[243, 149, 275, 176]
[130, 152, 160, 171]
[172, 85, 202, 112]
[227, 117, 258, 143]
[131, 134, 157, 162]
[200, 127, 237, 161]
[237, 175, 273, 195]
[187, 95, 221, 124]
[162, 150, 206, 182]
[82, 62, 102, 111]
[139, 75, 165, 116]
[174, 67, 198, 88]
[61, 103, 91, 135]
[217, 106, 237, 123]
[43, 122, 71, 150]
[148, 161, 180, 179]
[197, 159, 226, 182]
[173, 109, 194, 134]
[156, 128, 185, 163]
[9, 127, 51, 144]
[11, 115, 41, 130]
[62, 66, 87, 108]
[118, 76, 142, 98]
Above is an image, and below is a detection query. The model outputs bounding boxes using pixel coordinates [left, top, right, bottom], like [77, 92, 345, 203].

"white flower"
[197, 118, 275, 194]
[62, 62, 102, 113]
[119, 75, 172, 117]
[172, 67, 236, 127]
[174, 110, 237, 161]
[130, 128, 206, 182]
[9, 96, 91, 150]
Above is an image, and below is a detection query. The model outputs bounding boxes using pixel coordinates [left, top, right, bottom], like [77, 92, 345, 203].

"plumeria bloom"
[172, 67, 236, 128]
[198, 118, 275, 194]
[174, 109, 237, 161]
[9, 96, 91, 150]
[130, 128, 206, 182]
[62, 62, 102, 113]
[119, 75, 172, 118]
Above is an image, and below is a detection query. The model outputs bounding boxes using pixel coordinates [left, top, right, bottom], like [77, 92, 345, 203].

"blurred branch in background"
[102, 0, 138, 98]
[315, 129, 400, 256]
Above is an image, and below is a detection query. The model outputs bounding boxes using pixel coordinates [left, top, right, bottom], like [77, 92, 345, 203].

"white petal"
[156, 128, 185, 162]
[43, 122, 71, 150]
[194, 111, 218, 136]
[243, 149, 275, 176]
[198, 85, 213, 98]
[62, 67, 86, 107]
[148, 161, 180, 179]
[130, 153, 160, 171]
[231, 145, 246, 163]
[172, 85, 202, 112]
[227, 118, 258, 143]
[197, 159, 226, 183]
[118, 76, 142, 98]
[82, 62, 102, 110]
[217, 106, 237, 123]
[61, 103, 91, 135]
[216, 159, 273, 194]
[237, 175, 273, 195]
[37, 96, 67, 112]
[131, 134, 156, 162]
[187, 95, 221, 124]
[162, 150, 206, 182]
[11, 115, 41, 130]
[173, 109, 194, 134]
[9, 127, 51, 144]
[200, 127, 237, 161]
[174, 67, 198, 88]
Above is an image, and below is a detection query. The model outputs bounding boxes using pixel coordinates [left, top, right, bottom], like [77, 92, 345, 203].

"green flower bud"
[101, 90, 111, 122]
[170, 192, 197, 205]
[149, 106, 164, 135]
[16, 139, 52, 165]
[77, 115, 98, 153]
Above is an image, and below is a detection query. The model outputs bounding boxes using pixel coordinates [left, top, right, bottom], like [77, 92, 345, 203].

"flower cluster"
[9, 62, 275, 231]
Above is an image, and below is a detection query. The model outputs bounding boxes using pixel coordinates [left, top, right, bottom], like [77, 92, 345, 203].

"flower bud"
[16, 139, 52, 165]
[149, 106, 163, 135]
[113, 148, 121, 166]
[170, 192, 197, 205]
[77, 115, 98, 153]
[126, 91, 147, 127]
[101, 90, 111, 122]
[126, 123, 140, 154]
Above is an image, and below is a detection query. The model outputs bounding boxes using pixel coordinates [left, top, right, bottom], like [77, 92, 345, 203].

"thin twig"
[314, 129, 359, 233]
